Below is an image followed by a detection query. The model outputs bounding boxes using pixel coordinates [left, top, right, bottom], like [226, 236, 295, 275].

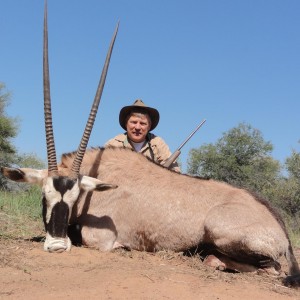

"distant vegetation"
[0, 82, 44, 239]
[0, 82, 45, 190]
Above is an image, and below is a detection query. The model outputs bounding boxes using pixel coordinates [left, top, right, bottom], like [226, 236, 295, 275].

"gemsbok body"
[1, 1, 300, 288]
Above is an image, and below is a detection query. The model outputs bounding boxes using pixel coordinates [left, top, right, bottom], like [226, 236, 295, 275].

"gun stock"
[163, 150, 181, 169]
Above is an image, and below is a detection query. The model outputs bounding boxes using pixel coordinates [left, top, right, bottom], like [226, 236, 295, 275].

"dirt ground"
[0, 238, 300, 300]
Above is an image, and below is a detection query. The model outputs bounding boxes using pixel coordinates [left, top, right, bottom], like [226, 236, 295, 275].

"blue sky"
[1, 0, 300, 172]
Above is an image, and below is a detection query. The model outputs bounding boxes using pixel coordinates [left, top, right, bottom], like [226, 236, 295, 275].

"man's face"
[126, 113, 151, 143]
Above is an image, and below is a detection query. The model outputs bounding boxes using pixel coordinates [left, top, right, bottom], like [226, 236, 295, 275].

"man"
[105, 99, 180, 172]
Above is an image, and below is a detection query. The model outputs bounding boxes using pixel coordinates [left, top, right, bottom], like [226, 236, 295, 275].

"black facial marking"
[45, 201, 70, 238]
[42, 194, 47, 229]
[53, 176, 76, 195]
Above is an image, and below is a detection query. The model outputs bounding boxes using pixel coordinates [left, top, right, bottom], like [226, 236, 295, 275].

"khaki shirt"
[105, 133, 181, 172]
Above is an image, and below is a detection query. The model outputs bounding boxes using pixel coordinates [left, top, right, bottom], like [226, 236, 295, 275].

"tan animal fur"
[58, 147, 296, 274]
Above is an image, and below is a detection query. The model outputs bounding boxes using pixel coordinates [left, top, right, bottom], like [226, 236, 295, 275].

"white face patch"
[43, 178, 63, 224]
[43, 177, 81, 224]
[62, 184, 81, 220]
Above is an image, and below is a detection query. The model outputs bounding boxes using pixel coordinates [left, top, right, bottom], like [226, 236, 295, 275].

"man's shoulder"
[113, 133, 127, 141]
[105, 133, 127, 146]
[148, 133, 166, 144]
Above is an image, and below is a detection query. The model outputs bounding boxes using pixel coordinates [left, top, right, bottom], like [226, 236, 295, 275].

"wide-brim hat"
[119, 99, 160, 131]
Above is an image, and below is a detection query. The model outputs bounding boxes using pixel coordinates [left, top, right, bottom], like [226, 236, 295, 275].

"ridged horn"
[43, 0, 58, 176]
[69, 22, 119, 179]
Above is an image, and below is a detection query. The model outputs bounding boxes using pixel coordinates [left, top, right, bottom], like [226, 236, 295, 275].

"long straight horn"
[70, 22, 119, 179]
[43, 0, 58, 176]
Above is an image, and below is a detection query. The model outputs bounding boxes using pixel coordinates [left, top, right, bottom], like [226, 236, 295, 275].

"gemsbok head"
[1, 2, 118, 252]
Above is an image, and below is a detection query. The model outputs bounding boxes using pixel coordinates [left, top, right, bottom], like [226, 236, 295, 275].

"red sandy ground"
[1, 239, 300, 300]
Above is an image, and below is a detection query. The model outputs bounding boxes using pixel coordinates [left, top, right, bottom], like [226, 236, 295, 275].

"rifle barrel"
[177, 119, 206, 151]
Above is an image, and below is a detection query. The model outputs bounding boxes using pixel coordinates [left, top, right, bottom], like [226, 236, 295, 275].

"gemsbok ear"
[1, 167, 47, 186]
[79, 175, 118, 192]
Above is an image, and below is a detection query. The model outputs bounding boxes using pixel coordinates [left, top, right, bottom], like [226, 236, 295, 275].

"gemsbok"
[1, 2, 300, 288]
